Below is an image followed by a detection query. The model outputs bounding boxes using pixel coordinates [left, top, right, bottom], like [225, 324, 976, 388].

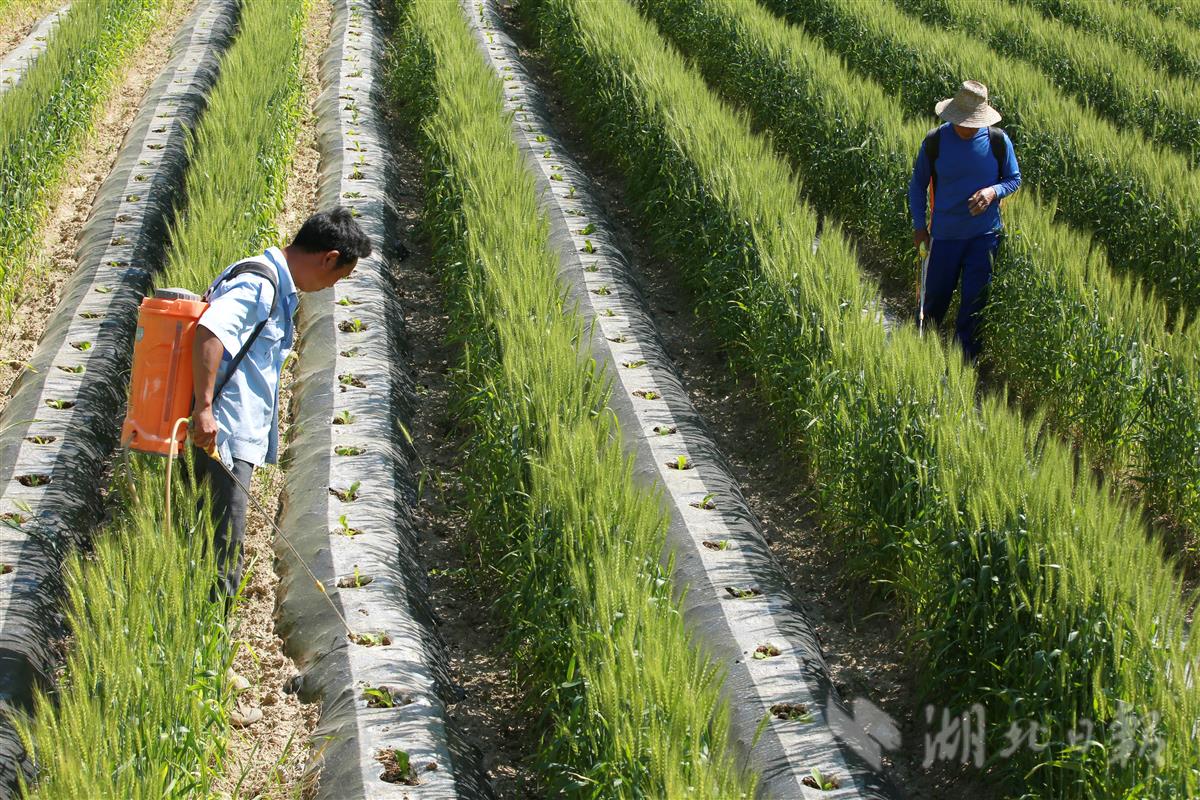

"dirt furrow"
[214, 1, 332, 796]
[0, 0, 62, 59]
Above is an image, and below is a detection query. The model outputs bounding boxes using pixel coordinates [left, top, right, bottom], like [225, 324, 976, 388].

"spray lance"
[120, 285, 353, 637]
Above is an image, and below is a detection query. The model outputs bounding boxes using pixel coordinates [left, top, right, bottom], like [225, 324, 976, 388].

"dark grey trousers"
[192, 447, 254, 604]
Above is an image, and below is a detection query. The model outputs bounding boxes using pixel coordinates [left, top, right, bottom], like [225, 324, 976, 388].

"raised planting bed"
[461, 3, 898, 797]
[273, 0, 490, 795]
[0, 0, 237, 788]
[0, 5, 69, 95]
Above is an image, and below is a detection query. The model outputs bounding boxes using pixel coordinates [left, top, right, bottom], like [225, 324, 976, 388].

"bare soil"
[382, 93, 541, 799]
[0, 0, 61, 59]
[496, 5, 1001, 798]
[215, 1, 331, 796]
[0, 0, 193, 416]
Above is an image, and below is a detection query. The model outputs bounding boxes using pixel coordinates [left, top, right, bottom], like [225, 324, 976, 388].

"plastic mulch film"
[272, 0, 490, 796]
[0, 0, 237, 790]
[0, 5, 70, 95]
[462, 3, 902, 797]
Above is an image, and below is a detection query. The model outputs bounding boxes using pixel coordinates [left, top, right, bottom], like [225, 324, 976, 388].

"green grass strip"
[0, 0, 162, 317]
[1138, 0, 1200, 29]
[1010, 0, 1200, 80]
[526, 0, 1200, 795]
[14, 0, 309, 794]
[388, 1, 756, 796]
[762, 0, 1200, 316]
[640, 0, 1200, 553]
[895, 0, 1200, 163]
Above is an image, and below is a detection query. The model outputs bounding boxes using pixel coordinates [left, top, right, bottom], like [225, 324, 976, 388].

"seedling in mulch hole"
[126, 194, 141, 202]
[148, 143, 164, 151]
[348, 69, 364, 78]
[654, 425, 677, 436]
[336, 514, 362, 537]
[352, 631, 392, 647]
[691, 493, 717, 509]
[134, 174, 146, 182]
[335, 445, 365, 456]
[0, 565, 10, 576]
[70, 341, 92, 352]
[95, 286, 112, 294]
[363, 685, 397, 708]
[753, 644, 781, 660]
[702, 539, 730, 551]
[341, 348, 360, 358]
[339, 373, 366, 388]
[330, 481, 361, 502]
[337, 568, 373, 588]
[802, 768, 840, 791]
[26, 436, 55, 445]
[550, 172, 563, 181]
[349, 207, 361, 218]
[333, 410, 356, 425]
[1, 512, 28, 528]
[668, 455, 692, 470]
[578, 223, 596, 235]
[535, 134, 547, 143]
[591, 285, 611, 296]
[79, 312, 106, 320]
[600, 309, 615, 317]
[771, 703, 812, 722]
[339, 319, 366, 333]
[343, 191, 363, 199]
[633, 390, 660, 400]
[17, 475, 50, 488]
[377, 749, 437, 785]
[337, 297, 361, 306]
[567, 186, 577, 198]
[725, 586, 762, 599]
[581, 239, 596, 254]
[57, 365, 84, 374]
[584, 264, 599, 272]
[349, 166, 365, 180]
[45, 399, 74, 410]
[543, 149, 552, 159]
[607, 334, 627, 343]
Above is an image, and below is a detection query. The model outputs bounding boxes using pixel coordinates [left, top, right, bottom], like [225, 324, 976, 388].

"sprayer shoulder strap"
[209, 260, 280, 400]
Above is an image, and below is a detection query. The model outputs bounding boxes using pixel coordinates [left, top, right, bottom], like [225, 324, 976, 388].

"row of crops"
[0, 0, 1198, 795]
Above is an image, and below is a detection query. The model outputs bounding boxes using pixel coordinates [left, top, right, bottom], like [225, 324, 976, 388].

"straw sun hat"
[935, 80, 1002, 127]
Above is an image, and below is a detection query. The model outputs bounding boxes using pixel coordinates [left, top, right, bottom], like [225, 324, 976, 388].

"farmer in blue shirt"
[909, 80, 1021, 360]
[190, 207, 370, 606]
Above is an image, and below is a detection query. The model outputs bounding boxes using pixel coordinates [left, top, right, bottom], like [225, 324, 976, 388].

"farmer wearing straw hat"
[909, 80, 1021, 360]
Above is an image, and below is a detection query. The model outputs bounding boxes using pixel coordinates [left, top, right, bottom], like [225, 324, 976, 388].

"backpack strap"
[207, 260, 280, 401]
[987, 126, 1008, 180]
[922, 126, 941, 192]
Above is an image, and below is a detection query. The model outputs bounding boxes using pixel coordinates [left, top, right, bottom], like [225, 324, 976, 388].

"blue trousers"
[920, 232, 999, 361]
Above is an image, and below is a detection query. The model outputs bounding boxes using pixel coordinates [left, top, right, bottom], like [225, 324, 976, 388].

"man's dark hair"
[291, 206, 372, 267]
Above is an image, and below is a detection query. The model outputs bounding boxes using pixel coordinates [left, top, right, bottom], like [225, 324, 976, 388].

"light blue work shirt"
[198, 247, 298, 467]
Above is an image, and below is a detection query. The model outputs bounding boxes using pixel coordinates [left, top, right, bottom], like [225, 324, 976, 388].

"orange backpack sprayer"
[120, 275, 351, 635]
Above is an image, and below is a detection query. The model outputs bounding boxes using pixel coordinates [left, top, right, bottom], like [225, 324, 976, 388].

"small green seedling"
[352, 631, 391, 647]
[45, 399, 74, 410]
[95, 286, 112, 294]
[333, 410, 356, 425]
[335, 445, 365, 456]
[0, 564, 11, 576]
[330, 481, 362, 502]
[566, 185, 577, 198]
[337, 296, 361, 306]
[550, 172, 563, 181]
[578, 223, 596, 235]
[770, 703, 812, 722]
[753, 644, 781, 660]
[725, 585, 762, 599]
[581, 239, 596, 254]
[56, 365, 85, 373]
[535, 134, 547, 143]
[378, 748, 423, 785]
[343, 191, 363, 199]
[339, 373, 366, 388]
[633, 390, 660, 400]
[668, 455, 691, 470]
[702, 540, 730, 551]
[654, 425, 677, 436]
[336, 514, 362, 537]
[339, 318, 366, 333]
[600, 309, 615, 317]
[26, 436, 55, 445]
[17, 475, 50, 488]
[363, 686, 395, 708]
[691, 492, 717, 509]
[607, 334, 627, 343]
[591, 285, 610, 296]
[802, 768, 840, 791]
[337, 567, 373, 588]
[70, 341, 92, 351]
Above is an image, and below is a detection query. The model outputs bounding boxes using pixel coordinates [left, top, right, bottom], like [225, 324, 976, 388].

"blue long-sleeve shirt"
[908, 124, 1021, 241]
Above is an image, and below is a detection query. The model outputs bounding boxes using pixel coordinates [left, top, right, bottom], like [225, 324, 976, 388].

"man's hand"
[192, 404, 219, 451]
[913, 228, 931, 252]
[968, 186, 997, 216]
